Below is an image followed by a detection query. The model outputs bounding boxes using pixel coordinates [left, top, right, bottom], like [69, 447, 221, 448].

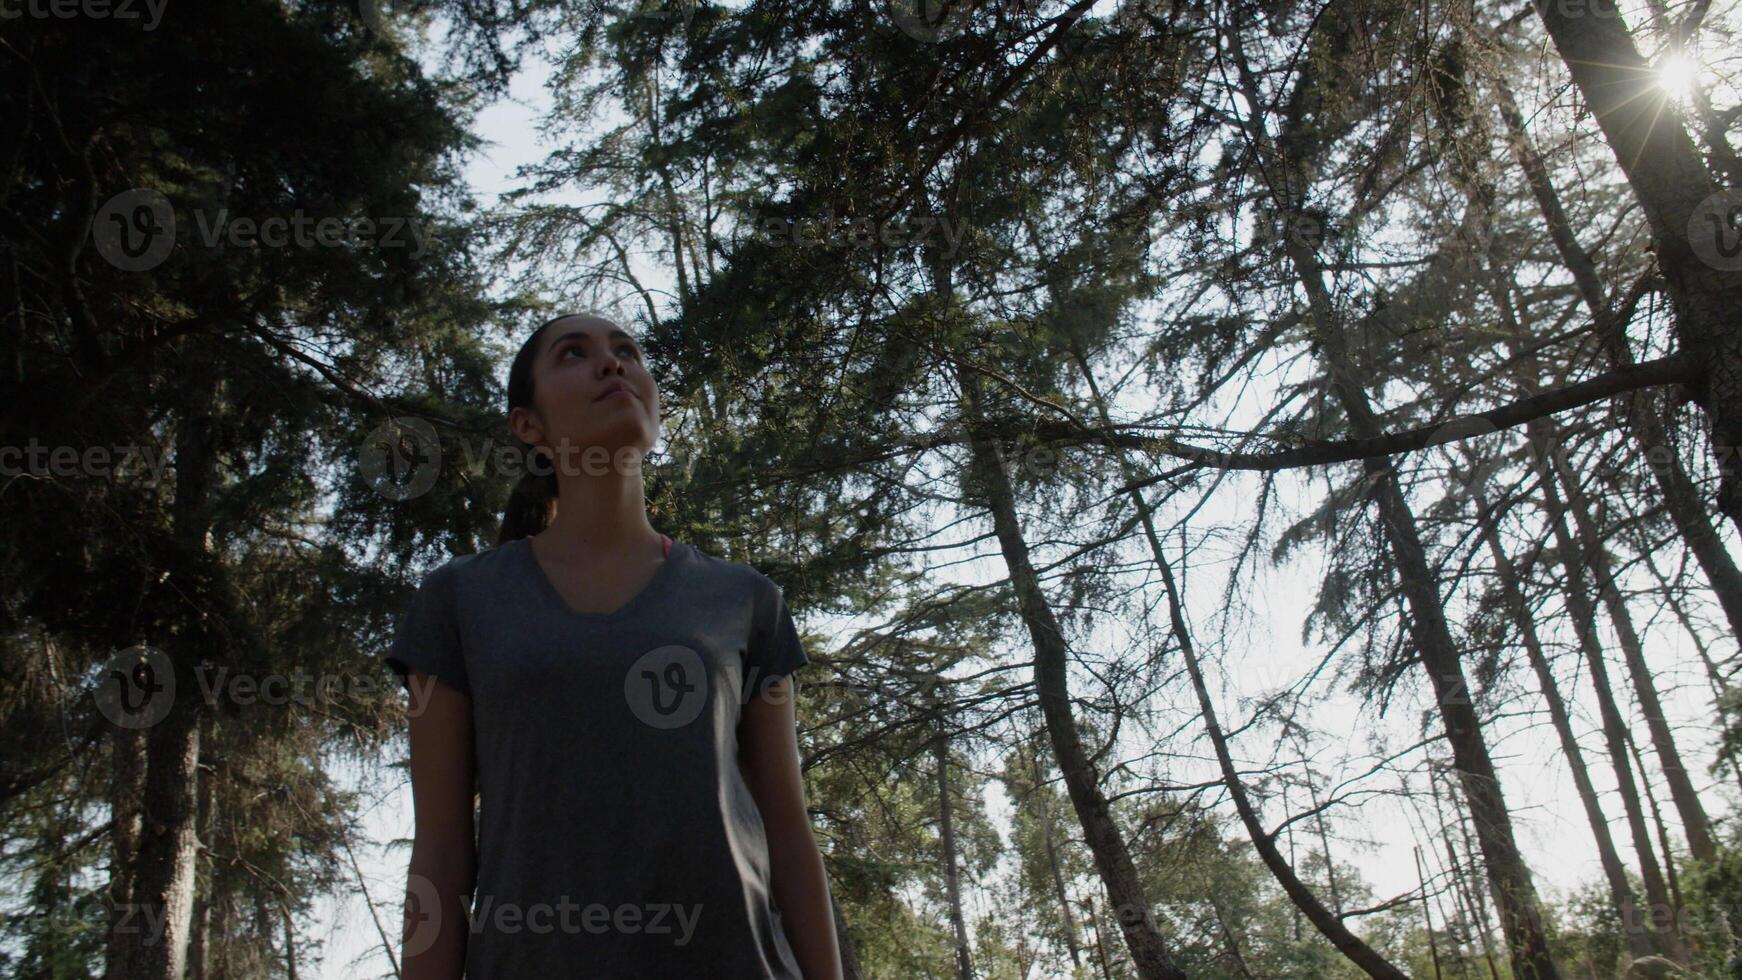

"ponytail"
[496, 440, 557, 544]
[497, 311, 576, 545]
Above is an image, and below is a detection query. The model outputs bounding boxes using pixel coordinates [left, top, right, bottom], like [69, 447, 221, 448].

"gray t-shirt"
[384, 536, 810, 978]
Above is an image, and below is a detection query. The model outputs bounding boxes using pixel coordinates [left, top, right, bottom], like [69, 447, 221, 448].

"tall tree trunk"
[831, 892, 865, 980]
[1048, 227, 1399, 972]
[1474, 493, 1664, 960]
[1548, 453, 1717, 862]
[1486, 69, 1742, 649]
[124, 366, 220, 980]
[1031, 747, 1086, 972]
[1444, 834, 1503, 980]
[105, 724, 145, 980]
[934, 723, 975, 980]
[1633, 543, 1742, 797]
[955, 364, 1188, 980]
[187, 736, 216, 980]
[1626, 733, 1686, 916]
[1416, 846, 1448, 980]
[127, 700, 201, 980]
[1435, 768, 1507, 980]
[1083, 897, 1117, 980]
[280, 903, 299, 980]
[1471, 266, 1682, 926]
[1529, 0, 1742, 533]
[1312, 230, 1563, 972]
[1470, 88, 1716, 867]
[1525, 425, 1680, 916]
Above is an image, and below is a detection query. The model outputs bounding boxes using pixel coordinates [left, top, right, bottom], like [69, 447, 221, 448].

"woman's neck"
[541, 458, 658, 553]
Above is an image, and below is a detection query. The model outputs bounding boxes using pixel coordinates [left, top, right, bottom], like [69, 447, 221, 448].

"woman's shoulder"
[417, 539, 518, 589]
[677, 542, 783, 596]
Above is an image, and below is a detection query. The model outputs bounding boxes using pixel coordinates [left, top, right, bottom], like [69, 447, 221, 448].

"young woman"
[385, 313, 842, 978]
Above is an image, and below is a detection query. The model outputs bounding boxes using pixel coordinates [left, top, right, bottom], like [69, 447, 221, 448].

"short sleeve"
[743, 576, 809, 702]
[384, 562, 470, 696]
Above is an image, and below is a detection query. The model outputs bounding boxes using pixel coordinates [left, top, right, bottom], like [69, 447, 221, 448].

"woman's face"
[510, 315, 661, 475]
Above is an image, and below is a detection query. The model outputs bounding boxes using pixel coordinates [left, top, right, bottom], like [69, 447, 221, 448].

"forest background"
[3, 0, 1742, 977]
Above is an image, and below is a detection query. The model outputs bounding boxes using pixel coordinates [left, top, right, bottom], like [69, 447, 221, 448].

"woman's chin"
[551, 428, 656, 471]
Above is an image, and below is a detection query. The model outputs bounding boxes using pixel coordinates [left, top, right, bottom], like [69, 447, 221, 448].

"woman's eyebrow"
[547, 327, 636, 358]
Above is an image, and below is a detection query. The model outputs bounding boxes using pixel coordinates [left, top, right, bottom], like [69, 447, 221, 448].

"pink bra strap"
[661, 534, 673, 558]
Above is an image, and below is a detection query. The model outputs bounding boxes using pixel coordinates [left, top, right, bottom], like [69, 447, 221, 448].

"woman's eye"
[617, 345, 640, 360]
[559, 345, 584, 359]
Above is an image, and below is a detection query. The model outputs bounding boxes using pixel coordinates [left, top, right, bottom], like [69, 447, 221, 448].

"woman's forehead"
[540, 315, 632, 351]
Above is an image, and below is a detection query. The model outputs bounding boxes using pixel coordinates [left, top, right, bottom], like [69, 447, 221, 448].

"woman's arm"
[740, 675, 843, 980]
[401, 670, 477, 980]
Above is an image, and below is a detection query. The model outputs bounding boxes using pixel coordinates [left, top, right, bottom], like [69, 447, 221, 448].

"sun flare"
[1656, 53, 1701, 100]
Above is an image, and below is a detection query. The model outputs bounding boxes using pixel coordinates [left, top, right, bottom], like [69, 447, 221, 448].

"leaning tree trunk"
[1523, 418, 1680, 902]
[1474, 491, 1666, 960]
[1073, 349, 1410, 980]
[1426, 770, 1503, 980]
[1234, 65, 1562, 963]
[1633, 544, 1742, 797]
[1530, 0, 1742, 533]
[955, 364, 1189, 980]
[1301, 294, 1559, 980]
[1457, 71, 1726, 862]
[1140, 494, 1410, 980]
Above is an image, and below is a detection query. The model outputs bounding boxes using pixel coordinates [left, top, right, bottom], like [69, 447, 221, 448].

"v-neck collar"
[517, 534, 685, 623]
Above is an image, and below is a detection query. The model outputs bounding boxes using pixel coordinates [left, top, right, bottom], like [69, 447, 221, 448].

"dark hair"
[496, 314, 572, 545]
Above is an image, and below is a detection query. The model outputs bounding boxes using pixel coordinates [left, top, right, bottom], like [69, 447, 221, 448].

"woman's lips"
[595, 386, 637, 403]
